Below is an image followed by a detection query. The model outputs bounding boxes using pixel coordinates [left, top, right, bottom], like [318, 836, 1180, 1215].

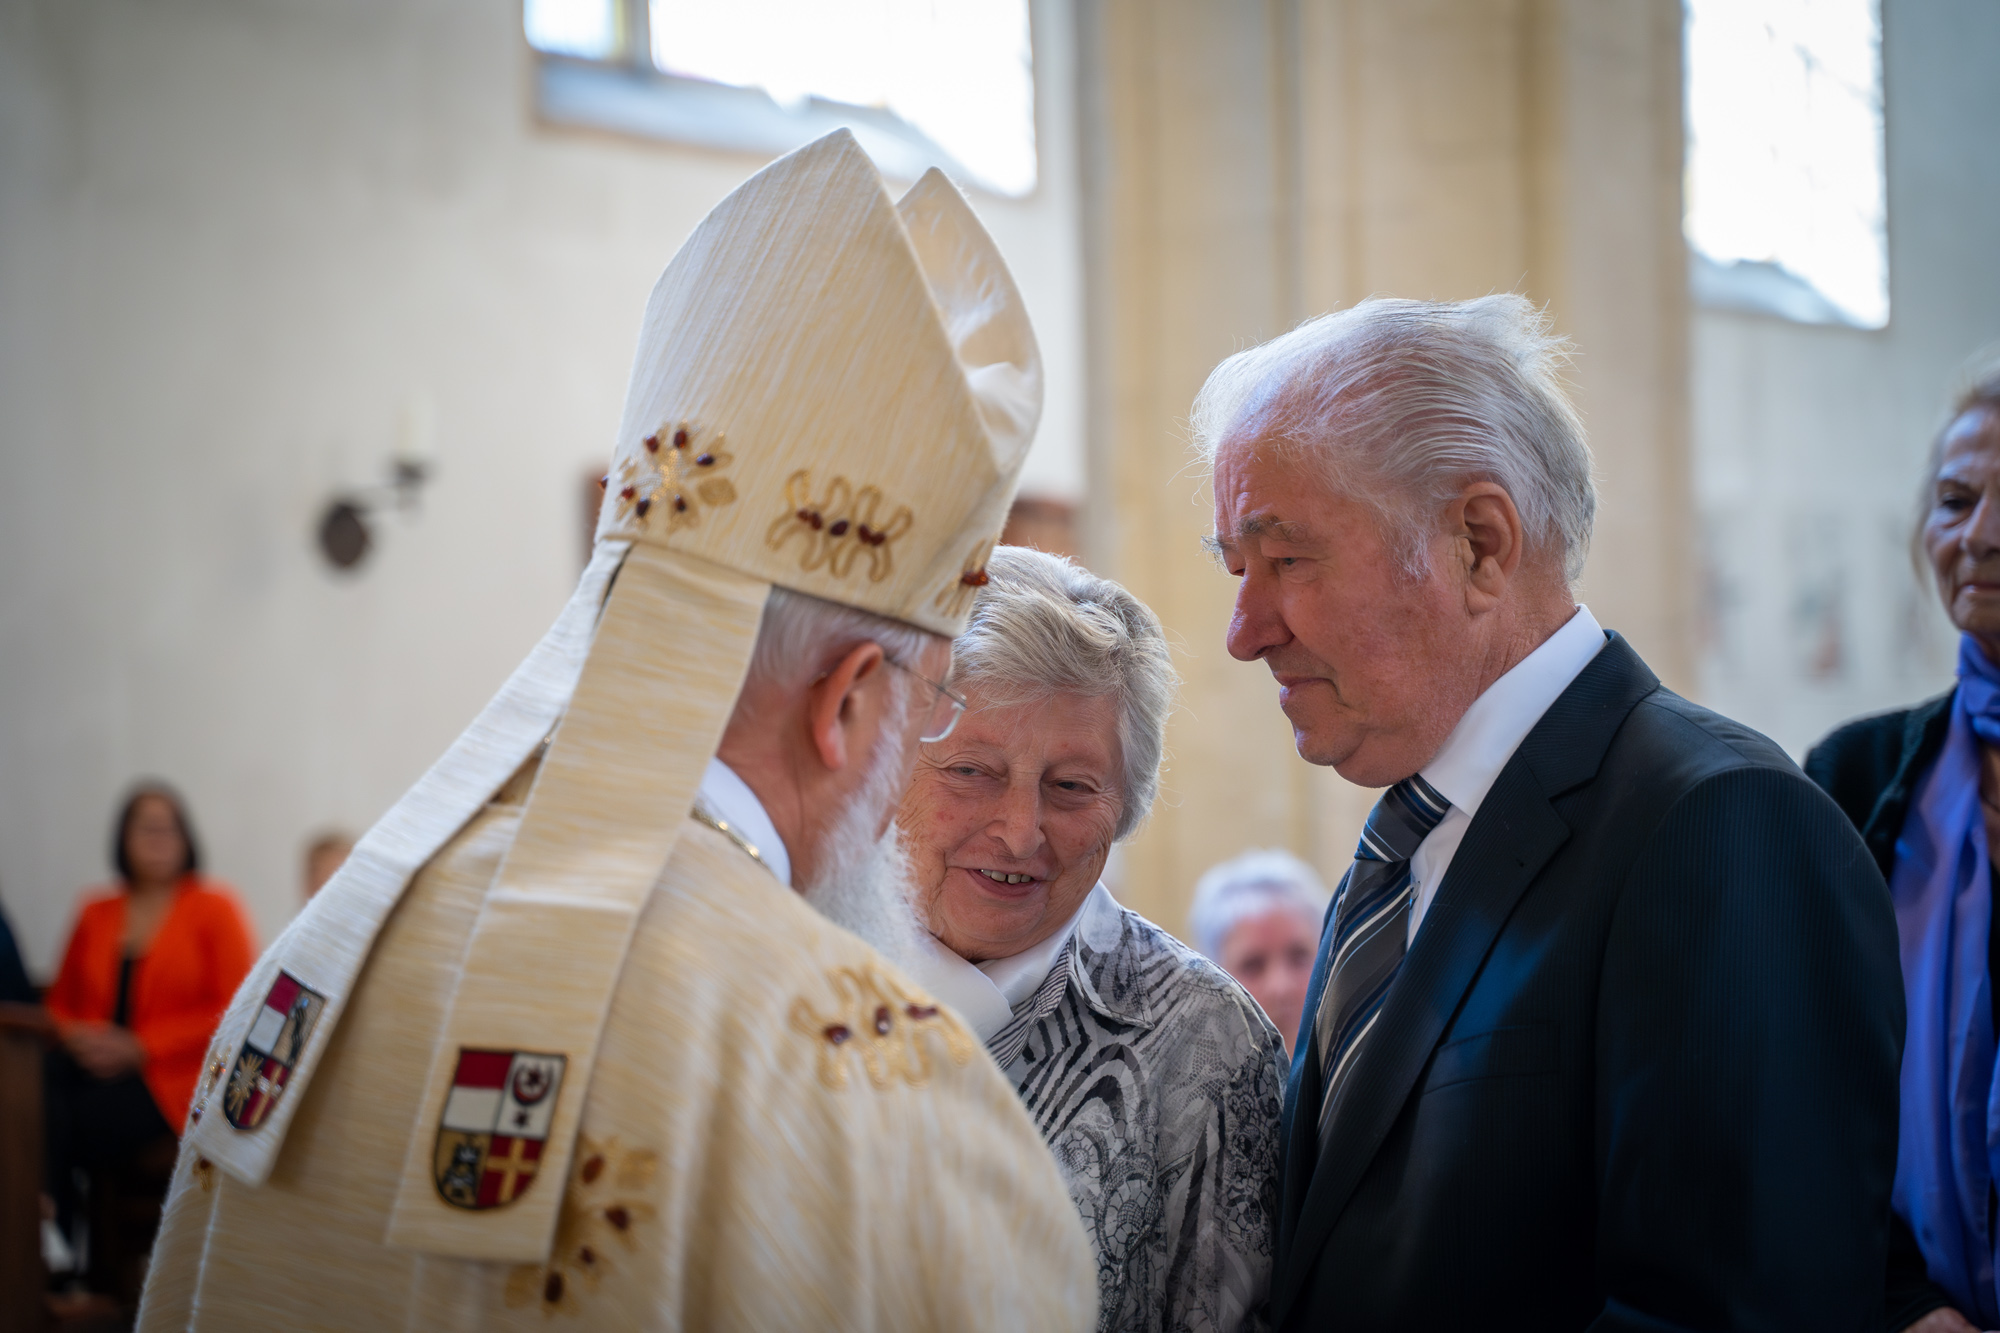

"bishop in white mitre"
[137, 130, 1096, 1332]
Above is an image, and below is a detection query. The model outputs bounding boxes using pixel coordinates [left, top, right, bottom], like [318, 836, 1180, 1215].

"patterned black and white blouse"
[986, 884, 1289, 1333]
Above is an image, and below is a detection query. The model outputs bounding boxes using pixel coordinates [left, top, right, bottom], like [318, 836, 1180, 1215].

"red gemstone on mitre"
[873, 1005, 892, 1036]
[606, 1206, 631, 1231]
[597, 475, 609, 490]
[905, 1004, 938, 1020]
[824, 1023, 851, 1045]
[636, 498, 652, 517]
[643, 434, 660, 453]
[808, 513, 824, 530]
[581, 1154, 605, 1184]
[961, 569, 989, 587]
[544, 1273, 564, 1303]
[673, 496, 687, 513]
[672, 428, 689, 449]
[695, 453, 714, 467]
[620, 486, 636, 500]
[829, 520, 850, 537]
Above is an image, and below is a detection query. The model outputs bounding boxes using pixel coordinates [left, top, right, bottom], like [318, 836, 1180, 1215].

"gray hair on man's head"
[951, 547, 1176, 841]
[1191, 294, 1597, 583]
[746, 585, 940, 692]
[1187, 848, 1331, 962]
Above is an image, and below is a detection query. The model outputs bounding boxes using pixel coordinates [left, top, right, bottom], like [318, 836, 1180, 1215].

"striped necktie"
[1314, 774, 1451, 1148]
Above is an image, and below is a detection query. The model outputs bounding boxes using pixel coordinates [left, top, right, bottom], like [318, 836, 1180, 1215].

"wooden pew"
[0, 1002, 53, 1333]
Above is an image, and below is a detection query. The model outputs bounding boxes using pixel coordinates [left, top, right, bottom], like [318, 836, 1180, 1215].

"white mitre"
[181, 129, 1040, 1264]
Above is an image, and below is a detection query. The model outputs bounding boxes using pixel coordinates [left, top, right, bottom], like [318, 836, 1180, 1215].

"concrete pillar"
[1073, 0, 1690, 933]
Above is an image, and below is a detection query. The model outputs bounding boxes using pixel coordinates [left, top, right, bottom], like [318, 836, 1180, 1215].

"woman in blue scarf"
[1810, 364, 2000, 1333]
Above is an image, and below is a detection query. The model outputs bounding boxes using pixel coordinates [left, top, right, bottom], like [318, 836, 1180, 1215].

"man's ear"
[1454, 482, 1525, 610]
[805, 641, 888, 772]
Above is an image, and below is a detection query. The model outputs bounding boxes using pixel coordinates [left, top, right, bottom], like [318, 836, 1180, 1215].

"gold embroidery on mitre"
[612, 421, 737, 535]
[934, 539, 996, 619]
[503, 1135, 660, 1317]
[789, 964, 974, 1091]
[765, 469, 913, 583]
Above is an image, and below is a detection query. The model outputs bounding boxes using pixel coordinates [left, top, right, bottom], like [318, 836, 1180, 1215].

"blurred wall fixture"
[316, 457, 432, 572]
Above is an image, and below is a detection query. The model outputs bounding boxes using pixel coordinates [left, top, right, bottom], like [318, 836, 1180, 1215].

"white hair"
[951, 547, 1176, 841]
[1187, 848, 1331, 962]
[1191, 294, 1597, 583]
[799, 701, 923, 967]
[747, 585, 939, 690]
[742, 587, 928, 964]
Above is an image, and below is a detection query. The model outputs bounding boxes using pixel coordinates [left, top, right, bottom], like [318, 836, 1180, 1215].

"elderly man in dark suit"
[1197, 294, 1904, 1331]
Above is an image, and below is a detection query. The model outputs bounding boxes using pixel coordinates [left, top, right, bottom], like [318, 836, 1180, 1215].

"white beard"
[800, 720, 922, 968]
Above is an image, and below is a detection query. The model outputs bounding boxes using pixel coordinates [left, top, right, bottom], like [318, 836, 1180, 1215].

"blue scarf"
[1894, 634, 2000, 1323]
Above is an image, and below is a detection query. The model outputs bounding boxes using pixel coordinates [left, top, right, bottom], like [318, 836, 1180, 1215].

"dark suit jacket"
[1805, 693, 1958, 1331]
[1272, 634, 1905, 1331]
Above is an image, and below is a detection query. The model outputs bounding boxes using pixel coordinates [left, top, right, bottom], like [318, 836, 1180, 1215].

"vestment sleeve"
[1589, 766, 1903, 1332]
[856, 1066, 1101, 1332]
[671, 977, 1099, 1332]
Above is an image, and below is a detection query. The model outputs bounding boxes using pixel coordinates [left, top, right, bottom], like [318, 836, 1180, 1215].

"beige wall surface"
[1693, 0, 2000, 757]
[0, 0, 1085, 975]
[1077, 0, 1689, 934]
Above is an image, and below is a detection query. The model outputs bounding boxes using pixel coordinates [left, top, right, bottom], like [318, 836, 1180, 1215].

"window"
[523, 0, 1037, 198]
[1684, 0, 1887, 329]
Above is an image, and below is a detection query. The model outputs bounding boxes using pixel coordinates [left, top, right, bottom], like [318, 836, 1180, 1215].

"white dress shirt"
[902, 884, 1101, 1042]
[695, 757, 792, 888]
[1405, 606, 1606, 943]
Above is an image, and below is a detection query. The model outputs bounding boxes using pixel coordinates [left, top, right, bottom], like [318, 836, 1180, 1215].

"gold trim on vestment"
[690, 803, 773, 877]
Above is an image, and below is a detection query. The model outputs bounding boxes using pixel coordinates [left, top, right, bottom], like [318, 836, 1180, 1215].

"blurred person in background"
[300, 830, 352, 899]
[900, 546, 1288, 1333]
[43, 783, 254, 1266]
[1189, 849, 1330, 1056]
[1807, 360, 2000, 1333]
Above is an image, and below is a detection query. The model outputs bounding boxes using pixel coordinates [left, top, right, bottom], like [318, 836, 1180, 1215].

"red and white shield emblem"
[432, 1048, 567, 1210]
[223, 972, 326, 1130]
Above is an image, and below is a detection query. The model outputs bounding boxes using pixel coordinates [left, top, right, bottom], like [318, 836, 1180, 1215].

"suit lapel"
[1270, 635, 1659, 1323]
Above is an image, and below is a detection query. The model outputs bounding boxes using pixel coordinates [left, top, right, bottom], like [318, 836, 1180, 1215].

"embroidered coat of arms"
[223, 972, 326, 1130]
[432, 1048, 568, 1210]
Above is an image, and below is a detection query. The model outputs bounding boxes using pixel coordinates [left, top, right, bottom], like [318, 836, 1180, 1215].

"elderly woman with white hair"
[899, 546, 1288, 1333]
[1189, 850, 1331, 1056]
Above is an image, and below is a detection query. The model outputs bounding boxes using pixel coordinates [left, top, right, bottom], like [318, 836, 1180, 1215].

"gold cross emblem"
[489, 1135, 540, 1205]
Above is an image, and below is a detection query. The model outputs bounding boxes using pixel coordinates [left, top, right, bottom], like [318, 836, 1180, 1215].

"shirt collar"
[1419, 605, 1606, 816]
[976, 884, 1097, 1009]
[695, 758, 791, 888]
[901, 934, 1012, 1041]
[898, 883, 1107, 1042]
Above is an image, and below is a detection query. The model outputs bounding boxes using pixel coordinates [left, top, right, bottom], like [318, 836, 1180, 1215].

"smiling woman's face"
[1925, 404, 2000, 652]
[900, 686, 1124, 963]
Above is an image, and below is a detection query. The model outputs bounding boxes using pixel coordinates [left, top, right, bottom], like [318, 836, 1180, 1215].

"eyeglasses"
[885, 657, 968, 744]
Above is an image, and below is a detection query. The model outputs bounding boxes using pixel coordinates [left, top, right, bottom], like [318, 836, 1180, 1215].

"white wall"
[1693, 0, 2000, 754]
[0, 0, 1084, 976]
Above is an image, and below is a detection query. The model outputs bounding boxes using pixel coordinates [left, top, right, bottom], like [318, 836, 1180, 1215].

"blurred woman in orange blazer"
[44, 782, 255, 1257]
